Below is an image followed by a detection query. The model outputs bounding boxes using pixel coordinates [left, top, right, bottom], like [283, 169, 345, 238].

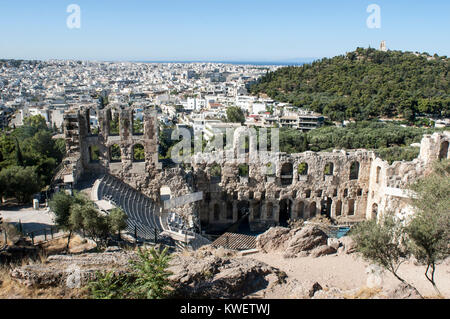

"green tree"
[129, 247, 173, 299]
[406, 160, 450, 295]
[226, 106, 246, 124]
[108, 208, 128, 240]
[0, 166, 41, 203]
[350, 213, 423, 297]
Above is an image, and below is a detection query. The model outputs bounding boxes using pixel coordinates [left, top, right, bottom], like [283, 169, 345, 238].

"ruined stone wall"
[63, 105, 450, 234]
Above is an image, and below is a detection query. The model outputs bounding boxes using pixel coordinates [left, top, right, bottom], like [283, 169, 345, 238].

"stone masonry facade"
[60, 104, 450, 233]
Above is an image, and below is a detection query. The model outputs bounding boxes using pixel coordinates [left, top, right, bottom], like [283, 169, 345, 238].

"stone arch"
[280, 163, 293, 186]
[309, 202, 317, 217]
[296, 201, 305, 219]
[226, 202, 234, 220]
[324, 162, 334, 176]
[279, 198, 293, 226]
[210, 163, 222, 183]
[252, 201, 261, 219]
[372, 203, 378, 220]
[335, 200, 342, 217]
[132, 108, 144, 135]
[238, 164, 249, 177]
[350, 161, 360, 180]
[213, 203, 221, 221]
[109, 144, 121, 163]
[133, 144, 145, 162]
[233, 127, 257, 159]
[108, 109, 120, 136]
[376, 166, 381, 184]
[348, 199, 355, 216]
[265, 202, 274, 219]
[89, 145, 100, 163]
[237, 201, 250, 219]
[297, 162, 308, 175]
[439, 141, 449, 160]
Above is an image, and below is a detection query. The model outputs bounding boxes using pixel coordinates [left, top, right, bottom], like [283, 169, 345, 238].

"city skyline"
[0, 0, 449, 62]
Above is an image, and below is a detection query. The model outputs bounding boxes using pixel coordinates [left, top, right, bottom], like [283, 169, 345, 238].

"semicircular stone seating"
[97, 174, 163, 241]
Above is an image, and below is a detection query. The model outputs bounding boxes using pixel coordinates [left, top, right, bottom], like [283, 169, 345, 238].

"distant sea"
[133, 60, 314, 66]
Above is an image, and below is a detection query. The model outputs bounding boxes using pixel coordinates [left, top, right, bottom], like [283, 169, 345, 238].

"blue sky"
[0, 0, 449, 61]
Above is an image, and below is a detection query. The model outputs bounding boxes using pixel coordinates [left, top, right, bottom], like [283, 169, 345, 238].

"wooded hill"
[250, 48, 449, 121]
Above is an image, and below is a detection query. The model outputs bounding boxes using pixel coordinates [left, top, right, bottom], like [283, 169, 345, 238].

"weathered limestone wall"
[62, 104, 450, 234]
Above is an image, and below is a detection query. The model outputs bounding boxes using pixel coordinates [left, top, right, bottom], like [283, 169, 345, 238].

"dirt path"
[248, 252, 450, 298]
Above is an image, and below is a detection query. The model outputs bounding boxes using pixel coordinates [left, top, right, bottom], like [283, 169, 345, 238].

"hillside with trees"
[0, 115, 65, 204]
[250, 48, 449, 121]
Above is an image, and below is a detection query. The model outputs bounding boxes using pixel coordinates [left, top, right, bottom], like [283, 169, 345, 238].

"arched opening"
[210, 163, 222, 183]
[281, 163, 293, 185]
[298, 162, 308, 175]
[213, 203, 221, 221]
[372, 203, 378, 219]
[238, 164, 249, 178]
[237, 201, 250, 232]
[108, 110, 120, 136]
[324, 163, 334, 176]
[226, 202, 234, 220]
[376, 166, 381, 184]
[252, 201, 261, 219]
[439, 141, 449, 160]
[133, 144, 145, 162]
[89, 146, 100, 163]
[266, 202, 274, 219]
[350, 162, 360, 180]
[296, 201, 305, 219]
[336, 200, 342, 217]
[110, 144, 121, 163]
[279, 199, 292, 226]
[132, 108, 144, 135]
[309, 202, 317, 217]
[321, 197, 332, 218]
[348, 199, 355, 216]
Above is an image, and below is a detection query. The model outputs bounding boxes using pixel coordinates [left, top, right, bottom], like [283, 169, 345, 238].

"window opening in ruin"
[344, 189, 348, 198]
[210, 163, 222, 183]
[226, 202, 233, 220]
[213, 203, 221, 221]
[350, 162, 360, 180]
[309, 202, 317, 217]
[297, 201, 305, 219]
[133, 144, 145, 162]
[305, 189, 311, 198]
[321, 197, 332, 218]
[298, 162, 308, 175]
[336, 200, 342, 216]
[261, 191, 266, 200]
[110, 144, 121, 163]
[108, 110, 120, 136]
[292, 190, 297, 198]
[316, 190, 323, 198]
[266, 202, 274, 219]
[237, 201, 250, 232]
[249, 191, 254, 200]
[376, 166, 381, 184]
[348, 199, 355, 215]
[132, 108, 144, 135]
[266, 162, 276, 177]
[324, 163, 334, 176]
[281, 163, 293, 186]
[252, 201, 261, 219]
[279, 199, 292, 227]
[439, 141, 449, 160]
[333, 189, 338, 197]
[89, 145, 100, 163]
[372, 203, 378, 219]
[357, 188, 363, 196]
[238, 164, 249, 177]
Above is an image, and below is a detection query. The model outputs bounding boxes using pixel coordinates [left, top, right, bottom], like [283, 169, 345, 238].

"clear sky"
[0, 0, 449, 61]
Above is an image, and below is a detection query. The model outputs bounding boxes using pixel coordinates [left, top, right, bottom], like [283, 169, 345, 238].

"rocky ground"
[1, 224, 449, 299]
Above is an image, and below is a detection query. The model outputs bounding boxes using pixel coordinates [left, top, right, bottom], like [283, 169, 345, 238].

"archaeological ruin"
[56, 104, 450, 237]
